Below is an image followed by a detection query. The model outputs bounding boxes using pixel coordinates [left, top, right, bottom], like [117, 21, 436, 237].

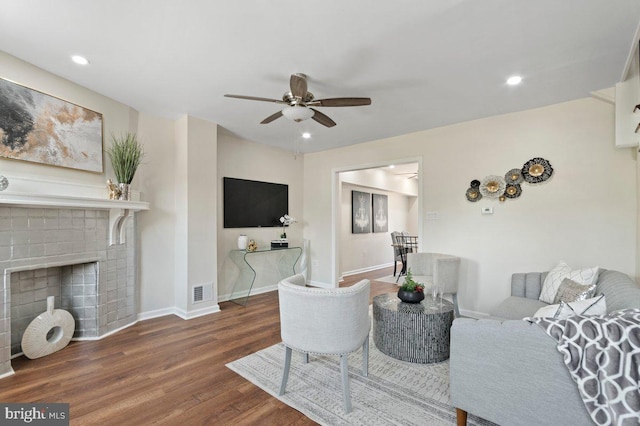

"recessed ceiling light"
[506, 75, 522, 86]
[389, 165, 395, 169]
[302, 132, 311, 139]
[71, 55, 89, 65]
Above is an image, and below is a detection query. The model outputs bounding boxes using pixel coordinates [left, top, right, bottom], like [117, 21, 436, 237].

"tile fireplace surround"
[0, 193, 149, 378]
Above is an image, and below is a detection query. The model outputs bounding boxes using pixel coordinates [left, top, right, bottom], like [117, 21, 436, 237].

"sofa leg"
[456, 408, 468, 426]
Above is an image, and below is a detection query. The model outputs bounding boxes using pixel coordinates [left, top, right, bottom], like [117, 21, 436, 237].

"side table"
[373, 293, 454, 363]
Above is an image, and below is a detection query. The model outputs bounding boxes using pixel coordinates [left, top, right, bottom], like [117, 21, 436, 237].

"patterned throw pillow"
[553, 278, 597, 304]
[533, 294, 607, 319]
[539, 261, 599, 304]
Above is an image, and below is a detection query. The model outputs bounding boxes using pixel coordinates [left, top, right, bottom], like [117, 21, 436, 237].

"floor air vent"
[192, 284, 213, 304]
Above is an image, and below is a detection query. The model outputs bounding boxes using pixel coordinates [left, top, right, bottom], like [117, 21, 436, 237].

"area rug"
[227, 339, 493, 425]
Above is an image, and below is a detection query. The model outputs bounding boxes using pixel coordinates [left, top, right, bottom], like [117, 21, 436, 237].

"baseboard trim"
[0, 368, 15, 379]
[307, 280, 333, 288]
[217, 284, 279, 303]
[342, 263, 394, 277]
[138, 307, 177, 321]
[73, 320, 141, 341]
[174, 304, 221, 320]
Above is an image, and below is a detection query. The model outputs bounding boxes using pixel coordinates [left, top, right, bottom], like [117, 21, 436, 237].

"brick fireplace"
[0, 194, 148, 378]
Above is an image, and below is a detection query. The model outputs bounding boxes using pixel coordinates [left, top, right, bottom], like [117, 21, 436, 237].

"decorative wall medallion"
[479, 175, 506, 199]
[465, 187, 482, 202]
[465, 156, 552, 203]
[522, 158, 553, 184]
[504, 183, 522, 199]
[505, 168, 524, 184]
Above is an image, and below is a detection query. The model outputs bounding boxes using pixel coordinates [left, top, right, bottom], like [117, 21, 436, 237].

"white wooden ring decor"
[21, 296, 75, 359]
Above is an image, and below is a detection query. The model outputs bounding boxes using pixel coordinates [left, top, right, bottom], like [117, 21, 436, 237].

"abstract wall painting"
[0, 77, 103, 173]
[352, 190, 371, 234]
[372, 193, 388, 233]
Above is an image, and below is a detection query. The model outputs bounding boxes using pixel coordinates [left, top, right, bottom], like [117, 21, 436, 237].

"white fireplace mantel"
[0, 192, 150, 246]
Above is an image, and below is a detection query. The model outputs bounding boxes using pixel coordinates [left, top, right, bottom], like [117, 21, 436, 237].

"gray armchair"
[406, 252, 461, 316]
[277, 274, 371, 413]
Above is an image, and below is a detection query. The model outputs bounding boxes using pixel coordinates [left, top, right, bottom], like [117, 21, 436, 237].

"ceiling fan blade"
[290, 74, 308, 98]
[310, 108, 336, 128]
[224, 94, 285, 104]
[260, 110, 283, 124]
[309, 97, 372, 107]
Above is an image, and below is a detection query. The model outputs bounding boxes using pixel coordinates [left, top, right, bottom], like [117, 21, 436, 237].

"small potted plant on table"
[397, 268, 425, 303]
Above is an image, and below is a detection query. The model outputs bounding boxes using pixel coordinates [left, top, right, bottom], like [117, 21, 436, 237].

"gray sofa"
[450, 269, 640, 426]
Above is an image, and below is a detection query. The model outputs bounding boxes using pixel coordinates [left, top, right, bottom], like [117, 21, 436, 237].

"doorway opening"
[332, 159, 422, 285]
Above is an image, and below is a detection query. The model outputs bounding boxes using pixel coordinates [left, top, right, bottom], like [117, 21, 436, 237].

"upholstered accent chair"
[277, 274, 371, 413]
[406, 253, 461, 316]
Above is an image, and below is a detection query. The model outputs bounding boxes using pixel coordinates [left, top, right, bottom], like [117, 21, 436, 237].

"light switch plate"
[481, 207, 493, 215]
[426, 211, 438, 220]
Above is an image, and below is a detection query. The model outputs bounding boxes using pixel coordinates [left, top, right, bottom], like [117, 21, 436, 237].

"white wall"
[136, 113, 176, 315]
[0, 51, 133, 191]
[0, 51, 219, 319]
[173, 116, 219, 317]
[304, 97, 637, 315]
[216, 130, 304, 299]
[5, 49, 637, 318]
[187, 117, 218, 312]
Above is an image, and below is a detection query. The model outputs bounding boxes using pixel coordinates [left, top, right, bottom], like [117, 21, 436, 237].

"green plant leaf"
[107, 132, 145, 184]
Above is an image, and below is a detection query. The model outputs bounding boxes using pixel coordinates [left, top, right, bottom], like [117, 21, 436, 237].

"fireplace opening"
[10, 262, 98, 356]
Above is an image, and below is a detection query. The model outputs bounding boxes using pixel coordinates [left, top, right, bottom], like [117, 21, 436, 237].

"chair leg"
[362, 335, 369, 377]
[393, 261, 397, 277]
[279, 346, 292, 396]
[452, 293, 460, 317]
[340, 355, 352, 413]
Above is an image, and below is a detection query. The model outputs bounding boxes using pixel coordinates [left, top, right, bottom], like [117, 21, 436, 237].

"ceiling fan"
[224, 73, 371, 128]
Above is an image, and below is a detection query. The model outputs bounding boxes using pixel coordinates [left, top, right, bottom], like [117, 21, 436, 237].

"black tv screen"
[223, 177, 288, 228]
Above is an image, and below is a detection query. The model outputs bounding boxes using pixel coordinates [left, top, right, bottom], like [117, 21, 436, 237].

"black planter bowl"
[397, 289, 425, 303]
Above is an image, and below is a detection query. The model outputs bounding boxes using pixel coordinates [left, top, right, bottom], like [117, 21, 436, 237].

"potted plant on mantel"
[398, 268, 425, 303]
[106, 132, 144, 201]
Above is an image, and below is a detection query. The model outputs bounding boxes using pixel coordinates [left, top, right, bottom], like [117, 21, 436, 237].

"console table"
[228, 247, 302, 305]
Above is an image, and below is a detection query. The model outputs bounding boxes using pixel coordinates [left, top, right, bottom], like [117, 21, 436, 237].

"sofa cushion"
[553, 278, 596, 304]
[491, 296, 548, 320]
[594, 270, 640, 312]
[533, 295, 606, 319]
[539, 261, 599, 304]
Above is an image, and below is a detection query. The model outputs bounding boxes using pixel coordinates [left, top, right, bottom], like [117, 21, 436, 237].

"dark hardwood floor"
[1, 267, 399, 425]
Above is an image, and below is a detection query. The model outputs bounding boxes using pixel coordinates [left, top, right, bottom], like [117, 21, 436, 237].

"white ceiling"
[1, 1, 639, 153]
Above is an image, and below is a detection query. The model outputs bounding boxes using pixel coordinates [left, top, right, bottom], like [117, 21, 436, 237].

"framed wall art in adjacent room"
[0, 77, 103, 173]
[352, 190, 371, 234]
[372, 193, 388, 233]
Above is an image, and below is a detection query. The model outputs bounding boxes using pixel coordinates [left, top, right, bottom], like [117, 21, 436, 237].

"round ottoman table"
[373, 293, 454, 363]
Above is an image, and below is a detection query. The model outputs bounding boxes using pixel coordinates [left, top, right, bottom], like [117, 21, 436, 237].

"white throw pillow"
[538, 261, 599, 304]
[533, 295, 607, 319]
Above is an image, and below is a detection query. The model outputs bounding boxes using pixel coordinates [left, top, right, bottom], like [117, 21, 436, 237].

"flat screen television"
[223, 177, 288, 228]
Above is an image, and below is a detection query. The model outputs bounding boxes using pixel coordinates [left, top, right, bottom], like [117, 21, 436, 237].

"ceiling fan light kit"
[282, 105, 314, 122]
[224, 73, 371, 128]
